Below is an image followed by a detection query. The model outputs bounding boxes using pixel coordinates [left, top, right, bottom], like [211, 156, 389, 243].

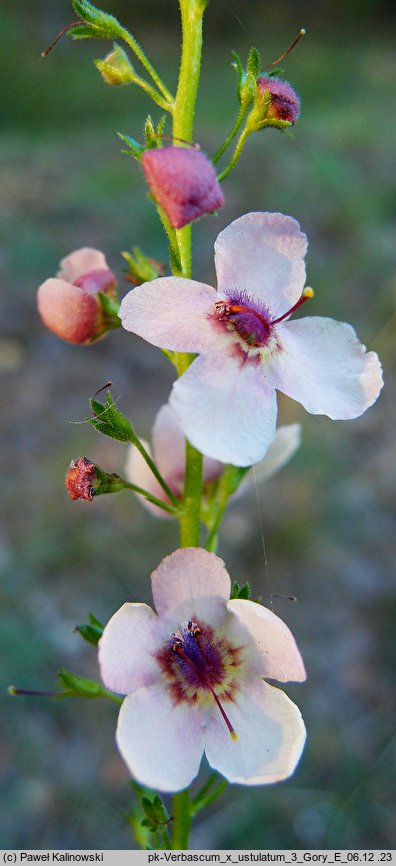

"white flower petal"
[116, 684, 205, 792]
[274, 317, 383, 419]
[99, 603, 162, 694]
[151, 548, 231, 619]
[152, 404, 186, 495]
[119, 277, 217, 352]
[57, 248, 108, 282]
[124, 439, 173, 519]
[170, 350, 278, 467]
[205, 679, 306, 785]
[214, 212, 307, 318]
[227, 599, 306, 682]
[246, 423, 301, 487]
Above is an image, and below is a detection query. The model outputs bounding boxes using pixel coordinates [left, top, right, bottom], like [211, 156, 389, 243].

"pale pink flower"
[99, 547, 306, 792]
[120, 212, 383, 466]
[124, 403, 301, 518]
[141, 146, 224, 229]
[38, 248, 117, 344]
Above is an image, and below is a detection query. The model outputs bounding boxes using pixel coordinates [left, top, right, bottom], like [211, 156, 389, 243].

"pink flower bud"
[37, 248, 117, 345]
[256, 76, 300, 124]
[66, 458, 97, 501]
[141, 146, 224, 229]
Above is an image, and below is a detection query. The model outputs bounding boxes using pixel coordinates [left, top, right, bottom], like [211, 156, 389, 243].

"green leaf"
[89, 390, 135, 443]
[231, 581, 251, 600]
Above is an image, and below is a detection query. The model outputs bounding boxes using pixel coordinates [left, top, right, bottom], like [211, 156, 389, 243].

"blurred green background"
[1, 0, 396, 850]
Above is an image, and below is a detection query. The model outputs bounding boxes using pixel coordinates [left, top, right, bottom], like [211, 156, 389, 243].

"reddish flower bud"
[141, 146, 224, 229]
[256, 76, 300, 125]
[66, 458, 97, 501]
[37, 248, 118, 345]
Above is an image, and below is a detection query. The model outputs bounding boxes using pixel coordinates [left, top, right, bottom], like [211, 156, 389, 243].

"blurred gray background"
[1, 0, 395, 850]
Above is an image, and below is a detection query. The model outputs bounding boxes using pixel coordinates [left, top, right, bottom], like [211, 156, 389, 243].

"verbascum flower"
[99, 548, 306, 792]
[124, 403, 301, 517]
[141, 146, 224, 229]
[120, 212, 383, 466]
[37, 248, 118, 344]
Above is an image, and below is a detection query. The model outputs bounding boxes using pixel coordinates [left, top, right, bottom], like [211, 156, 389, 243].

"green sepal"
[122, 247, 163, 284]
[246, 46, 261, 80]
[144, 114, 166, 149]
[58, 669, 103, 698]
[71, 0, 123, 40]
[235, 48, 260, 109]
[75, 612, 104, 645]
[95, 43, 135, 86]
[231, 581, 251, 600]
[117, 132, 144, 160]
[231, 51, 244, 93]
[268, 67, 284, 77]
[89, 390, 135, 443]
[97, 291, 121, 331]
[140, 794, 170, 833]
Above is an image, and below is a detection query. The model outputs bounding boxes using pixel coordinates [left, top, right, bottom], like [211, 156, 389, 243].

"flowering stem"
[171, 789, 191, 850]
[179, 440, 203, 546]
[212, 103, 247, 165]
[217, 125, 251, 182]
[205, 465, 250, 552]
[168, 0, 206, 847]
[173, 0, 205, 279]
[190, 778, 228, 817]
[119, 481, 180, 515]
[120, 27, 174, 106]
[130, 436, 180, 507]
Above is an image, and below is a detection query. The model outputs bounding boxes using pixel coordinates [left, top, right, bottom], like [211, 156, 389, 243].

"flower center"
[214, 287, 314, 349]
[157, 620, 241, 740]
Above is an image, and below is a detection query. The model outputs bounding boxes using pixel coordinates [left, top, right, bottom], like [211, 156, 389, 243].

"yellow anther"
[230, 730, 238, 741]
[303, 287, 315, 298]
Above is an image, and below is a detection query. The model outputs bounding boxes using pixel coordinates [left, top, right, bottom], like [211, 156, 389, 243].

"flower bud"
[65, 457, 126, 501]
[65, 457, 98, 501]
[141, 146, 224, 229]
[37, 248, 118, 345]
[95, 44, 135, 86]
[255, 76, 300, 125]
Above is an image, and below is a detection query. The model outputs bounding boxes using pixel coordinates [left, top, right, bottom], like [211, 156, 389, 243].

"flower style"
[37, 247, 117, 344]
[120, 212, 383, 466]
[124, 403, 301, 517]
[99, 547, 306, 792]
[141, 146, 225, 229]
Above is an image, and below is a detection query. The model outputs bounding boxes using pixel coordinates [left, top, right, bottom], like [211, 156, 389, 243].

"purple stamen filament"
[172, 628, 237, 740]
[216, 288, 313, 335]
[270, 288, 314, 325]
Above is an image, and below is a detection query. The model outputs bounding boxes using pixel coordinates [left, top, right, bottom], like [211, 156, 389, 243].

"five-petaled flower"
[125, 402, 301, 517]
[120, 212, 383, 466]
[99, 547, 306, 792]
[37, 248, 117, 344]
